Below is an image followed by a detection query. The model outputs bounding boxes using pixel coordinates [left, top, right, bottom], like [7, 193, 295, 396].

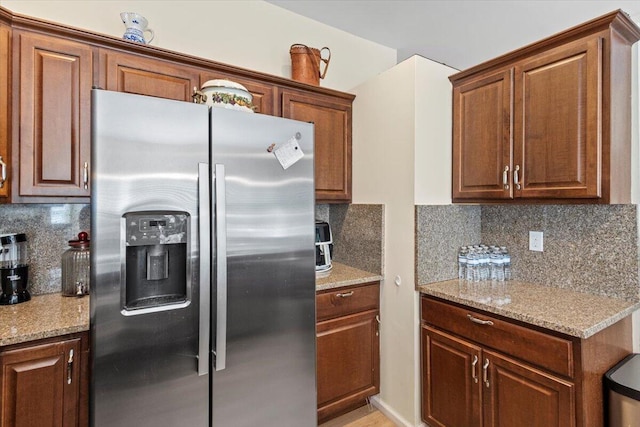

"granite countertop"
[0, 294, 90, 347]
[0, 262, 380, 347]
[316, 262, 383, 291]
[417, 279, 640, 339]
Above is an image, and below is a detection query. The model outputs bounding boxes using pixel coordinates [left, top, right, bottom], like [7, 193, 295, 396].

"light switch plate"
[529, 231, 544, 252]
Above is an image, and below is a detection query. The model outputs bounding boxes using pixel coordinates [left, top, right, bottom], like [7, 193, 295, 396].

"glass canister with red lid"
[61, 231, 90, 297]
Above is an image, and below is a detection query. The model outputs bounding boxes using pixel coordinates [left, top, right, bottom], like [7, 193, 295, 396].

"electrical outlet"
[529, 231, 544, 252]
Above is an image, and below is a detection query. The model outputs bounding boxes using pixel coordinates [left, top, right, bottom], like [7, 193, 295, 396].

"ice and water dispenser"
[122, 212, 190, 313]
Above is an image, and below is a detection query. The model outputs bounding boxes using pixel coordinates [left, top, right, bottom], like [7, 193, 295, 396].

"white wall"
[352, 57, 417, 426]
[414, 59, 454, 204]
[352, 56, 455, 427]
[0, 0, 396, 92]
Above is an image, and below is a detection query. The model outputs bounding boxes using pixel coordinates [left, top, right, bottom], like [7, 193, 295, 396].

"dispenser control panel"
[124, 212, 188, 246]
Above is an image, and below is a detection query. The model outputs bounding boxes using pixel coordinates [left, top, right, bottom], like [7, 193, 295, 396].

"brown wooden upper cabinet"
[282, 89, 353, 203]
[100, 49, 199, 102]
[0, 5, 354, 203]
[13, 30, 93, 201]
[451, 10, 640, 203]
[0, 24, 10, 200]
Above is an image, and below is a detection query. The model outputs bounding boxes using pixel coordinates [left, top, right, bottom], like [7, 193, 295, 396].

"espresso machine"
[0, 233, 31, 305]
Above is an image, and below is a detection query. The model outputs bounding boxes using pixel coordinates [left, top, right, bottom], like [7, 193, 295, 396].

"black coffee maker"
[0, 233, 31, 305]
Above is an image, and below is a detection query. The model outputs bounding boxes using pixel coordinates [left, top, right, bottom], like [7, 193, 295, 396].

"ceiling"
[266, 0, 640, 71]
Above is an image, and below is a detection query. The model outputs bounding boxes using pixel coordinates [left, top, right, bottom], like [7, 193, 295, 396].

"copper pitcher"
[290, 44, 331, 86]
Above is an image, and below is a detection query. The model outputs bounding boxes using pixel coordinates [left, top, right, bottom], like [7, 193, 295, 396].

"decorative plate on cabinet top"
[201, 79, 254, 113]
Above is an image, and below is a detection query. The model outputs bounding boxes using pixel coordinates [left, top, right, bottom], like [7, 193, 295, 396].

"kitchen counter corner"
[0, 294, 90, 347]
[316, 262, 383, 291]
[417, 279, 640, 339]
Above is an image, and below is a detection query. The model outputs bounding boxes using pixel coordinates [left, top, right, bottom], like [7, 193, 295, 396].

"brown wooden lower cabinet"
[421, 295, 631, 427]
[0, 331, 89, 427]
[316, 282, 380, 423]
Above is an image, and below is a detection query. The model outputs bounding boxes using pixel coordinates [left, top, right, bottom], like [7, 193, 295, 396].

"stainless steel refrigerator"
[90, 89, 316, 426]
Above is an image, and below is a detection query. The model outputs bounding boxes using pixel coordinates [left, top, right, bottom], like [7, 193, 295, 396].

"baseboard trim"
[369, 395, 427, 427]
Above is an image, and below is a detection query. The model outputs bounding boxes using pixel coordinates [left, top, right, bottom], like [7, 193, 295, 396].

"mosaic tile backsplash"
[0, 204, 90, 295]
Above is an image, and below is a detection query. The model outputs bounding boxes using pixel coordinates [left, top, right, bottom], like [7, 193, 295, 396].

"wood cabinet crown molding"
[450, 9, 640, 84]
[0, 6, 354, 102]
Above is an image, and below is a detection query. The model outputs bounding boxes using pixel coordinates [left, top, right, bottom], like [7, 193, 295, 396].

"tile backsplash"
[415, 203, 640, 302]
[0, 204, 90, 295]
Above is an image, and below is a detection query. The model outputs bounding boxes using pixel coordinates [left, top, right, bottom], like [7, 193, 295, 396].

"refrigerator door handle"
[214, 163, 227, 371]
[197, 163, 211, 376]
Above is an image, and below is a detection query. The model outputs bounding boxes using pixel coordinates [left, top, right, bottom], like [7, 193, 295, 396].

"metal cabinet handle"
[471, 354, 479, 384]
[502, 165, 510, 190]
[0, 156, 6, 188]
[375, 314, 381, 336]
[83, 162, 89, 190]
[67, 349, 74, 384]
[513, 165, 521, 190]
[335, 291, 354, 298]
[197, 163, 211, 376]
[483, 358, 490, 388]
[467, 314, 494, 326]
[214, 164, 228, 372]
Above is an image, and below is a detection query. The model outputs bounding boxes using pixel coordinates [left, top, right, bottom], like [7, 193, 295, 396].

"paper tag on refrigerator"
[273, 137, 304, 170]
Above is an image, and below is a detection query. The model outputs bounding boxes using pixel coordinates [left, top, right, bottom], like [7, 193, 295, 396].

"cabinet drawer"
[421, 297, 573, 378]
[317, 283, 379, 321]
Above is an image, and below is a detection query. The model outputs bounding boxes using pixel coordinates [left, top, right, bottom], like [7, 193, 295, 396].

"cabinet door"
[316, 309, 379, 422]
[514, 36, 602, 199]
[16, 31, 92, 198]
[0, 25, 9, 200]
[200, 72, 277, 115]
[282, 90, 352, 203]
[452, 69, 512, 201]
[483, 350, 575, 427]
[422, 325, 482, 427]
[0, 337, 82, 427]
[101, 50, 199, 102]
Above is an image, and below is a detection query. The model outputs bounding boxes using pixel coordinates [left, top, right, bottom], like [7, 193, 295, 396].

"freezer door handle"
[214, 163, 227, 371]
[198, 163, 211, 376]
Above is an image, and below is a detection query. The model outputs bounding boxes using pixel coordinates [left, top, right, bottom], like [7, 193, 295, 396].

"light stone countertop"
[316, 262, 383, 291]
[417, 279, 640, 339]
[0, 294, 90, 347]
[0, 262, 380, 347]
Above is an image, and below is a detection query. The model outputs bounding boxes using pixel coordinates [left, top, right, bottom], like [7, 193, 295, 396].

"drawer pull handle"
[483, 358, 490, 388]
[471, 354, 479, 384]
[335, 291, 354, 298]
[514, 165, 521, 190]
[467, 314, 494, 326]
